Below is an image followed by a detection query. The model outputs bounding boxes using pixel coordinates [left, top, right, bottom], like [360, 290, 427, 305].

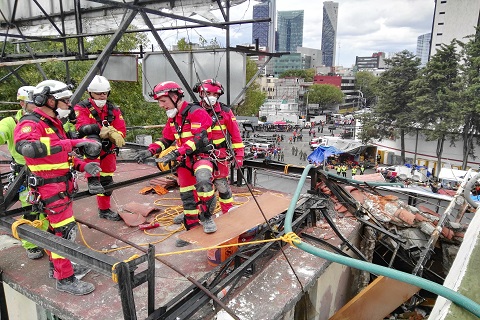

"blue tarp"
[307, 146, 344, 164]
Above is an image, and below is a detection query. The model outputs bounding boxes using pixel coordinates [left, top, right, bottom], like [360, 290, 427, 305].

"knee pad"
[54, 221, 77, 242]
[214, 178, 230, 194]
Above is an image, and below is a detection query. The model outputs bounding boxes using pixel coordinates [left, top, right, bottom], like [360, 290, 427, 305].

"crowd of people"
[5, 77, 245, 296]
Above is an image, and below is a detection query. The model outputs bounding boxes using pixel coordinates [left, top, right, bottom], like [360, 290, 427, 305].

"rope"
[111, 254, 140, 283]
[11, 218, 45, 240]
[154, 232, 302, 257]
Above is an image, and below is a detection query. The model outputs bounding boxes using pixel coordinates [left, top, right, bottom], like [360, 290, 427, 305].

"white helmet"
[34, 80, 73, 99]
[87, 75, 111, 93]
[17, 86, 36, 102]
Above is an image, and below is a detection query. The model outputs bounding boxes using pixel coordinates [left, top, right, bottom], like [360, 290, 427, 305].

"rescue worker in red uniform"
[173, 79, 244, 225]
[134, 81, 217, 247]
[14, 80, 102, 295]
[74, 75, 126, 221]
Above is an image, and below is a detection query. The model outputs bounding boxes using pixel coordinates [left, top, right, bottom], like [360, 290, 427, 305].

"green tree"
[409, 41, 462, 175]
[355, 71, 378, 107]
[306, 84, 344, 114]
[236, 58, 266, 116]
[458, 26, 480, 169]
[367, 50, 420, 163]
[0, 31, 166, 141]
[279, 69, 315, 82]
[176, 38, 194, 51]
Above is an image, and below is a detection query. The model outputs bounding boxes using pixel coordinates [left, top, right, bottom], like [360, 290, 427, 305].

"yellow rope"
[11, 218, 45, 240]
[111, 254, 141, 283]
[154, 232, 302, 257]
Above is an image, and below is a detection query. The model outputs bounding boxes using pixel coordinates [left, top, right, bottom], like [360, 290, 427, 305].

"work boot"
[175, 239, 191, 247]
[26, 247, 44, 260]
[87, 177, 104, 195]
[173, 213, 184, 224]
[56, 275, 95, 295]
[202, 217, 217, 234]
[99, 209, 122, 221]
[72, 263, 91, 280]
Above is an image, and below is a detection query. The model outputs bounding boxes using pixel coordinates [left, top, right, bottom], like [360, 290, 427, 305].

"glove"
[84, 162, 101, 176]
[99, 126, 112, 139]
[235, 156, 243, 168]
[134, 149, 153, 163]
[155, 150, 180, 165]
[109, 130, 125, 147]
[99, 126, 125, 147]
[76, 140, 102, 158]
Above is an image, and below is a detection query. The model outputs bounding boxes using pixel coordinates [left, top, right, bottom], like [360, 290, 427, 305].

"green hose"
[284, 164, 480, 318]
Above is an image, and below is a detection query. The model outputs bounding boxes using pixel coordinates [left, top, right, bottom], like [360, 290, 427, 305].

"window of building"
[439, 12, 445, 14]
[437, 33, 443, 36]
[440, 0, 447, 3]
[438, 22, 444, 25]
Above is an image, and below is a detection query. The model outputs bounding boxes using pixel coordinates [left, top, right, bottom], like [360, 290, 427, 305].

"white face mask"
[56, 108, 71, 119]
[203, 96, 217, 106]
[94, 99, 106, 108]
[166, 108, 178, 118]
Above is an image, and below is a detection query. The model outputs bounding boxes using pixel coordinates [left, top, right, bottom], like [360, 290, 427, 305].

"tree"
[279, 69, 315, 82]
[458, 26, 480, 169]
[355, 71, 378, 107]
[368, 50, 420, 163]
[235, 58, 266, 116]
[306, 84, 344, 115]
[176, 38, 194, 51]
[409, 41, 462, 175]
[0, 31, 166, 141]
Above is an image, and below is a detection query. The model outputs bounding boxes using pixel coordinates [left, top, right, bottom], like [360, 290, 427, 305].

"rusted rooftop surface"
[0, 149, 362, 320]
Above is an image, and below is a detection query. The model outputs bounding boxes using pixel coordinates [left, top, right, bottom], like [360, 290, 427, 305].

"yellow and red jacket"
[148, 101, 213, 157]
[203, 102, 244, 161]
[74, 98, 126, 151]
[14, 109, 90, 177]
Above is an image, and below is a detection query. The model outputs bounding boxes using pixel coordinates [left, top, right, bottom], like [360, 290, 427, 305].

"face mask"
[203, 96, 217, 106]
[56, 108, 71, 119]
[94, 99, 106, 108]
[166, 108, 178, 118]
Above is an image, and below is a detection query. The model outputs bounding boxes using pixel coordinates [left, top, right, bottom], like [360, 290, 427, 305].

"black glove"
[134, 149, 153, 163]
[84, 162, 101, 176]
[76, 140, 102, 158]
[155, 150, 180, 165]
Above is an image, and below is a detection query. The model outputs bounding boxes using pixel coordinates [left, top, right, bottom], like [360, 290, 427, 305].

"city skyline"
[164, 0, 436, 67]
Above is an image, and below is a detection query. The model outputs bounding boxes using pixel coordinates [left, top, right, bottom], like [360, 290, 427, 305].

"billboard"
[142, 50, 246, 104]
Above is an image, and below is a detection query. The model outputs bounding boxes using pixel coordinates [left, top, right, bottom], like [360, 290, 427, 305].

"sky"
[158, 0, 436, 67]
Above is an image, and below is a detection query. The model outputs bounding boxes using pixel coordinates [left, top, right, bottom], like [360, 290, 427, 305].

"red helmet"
[193, 79, 224, 96]
[152, 81, 184, 100]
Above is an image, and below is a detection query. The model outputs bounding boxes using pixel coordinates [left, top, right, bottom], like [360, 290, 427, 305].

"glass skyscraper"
[321, 1, 338, 67]
[416, 33, 431, 67]
[276, 10, 304, 53]
[252, 1, 270, 48]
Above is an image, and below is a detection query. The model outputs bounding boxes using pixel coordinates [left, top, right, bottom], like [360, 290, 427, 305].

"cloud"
[154, 0, 435, 67]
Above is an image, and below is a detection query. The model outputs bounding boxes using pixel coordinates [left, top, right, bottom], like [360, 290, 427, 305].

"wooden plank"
[179, 192, 292, 247]
[329, 276, 420, 320]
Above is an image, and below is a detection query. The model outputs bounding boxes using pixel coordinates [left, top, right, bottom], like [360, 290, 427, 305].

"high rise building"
[321, 1, 338, 67]
[252, 0, 276, 52]
[430, 0, 480, 57]
[276, 10, 304, 53]
[416, 33, 431, 67]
